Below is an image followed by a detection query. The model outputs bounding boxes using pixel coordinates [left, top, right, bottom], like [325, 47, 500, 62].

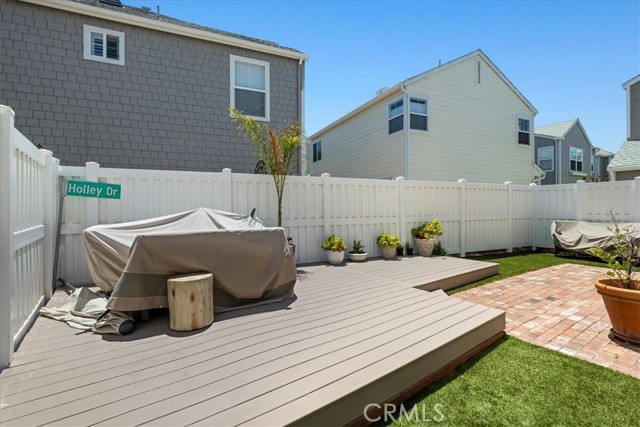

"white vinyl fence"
[0, 106, 58, 368]
[2, 104, 640, 369]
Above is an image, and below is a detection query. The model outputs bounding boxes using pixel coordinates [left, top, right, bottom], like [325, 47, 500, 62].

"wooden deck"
[0, 257, 503, 426]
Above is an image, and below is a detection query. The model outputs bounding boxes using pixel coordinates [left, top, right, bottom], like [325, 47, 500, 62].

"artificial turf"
[382, 336, 640, 427]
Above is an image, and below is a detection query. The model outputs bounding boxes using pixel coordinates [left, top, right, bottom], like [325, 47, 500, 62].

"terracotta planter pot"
[414, 238, 435, 257]
[595, 279, 640, 345]
[380, 246, 396, 259]
[326, 250, 345, 265]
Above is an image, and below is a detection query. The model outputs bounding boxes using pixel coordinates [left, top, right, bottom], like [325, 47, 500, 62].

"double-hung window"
[231, 55, 270, 120]
[312, 141, 322, 162]
[83, 25, 125, 65]
[538, 146, 553, 171]
[570, 147, 584, 172]
[388, 99, 404, 134]
[518, 118, 531, 145]
[388, 97, 428, 134]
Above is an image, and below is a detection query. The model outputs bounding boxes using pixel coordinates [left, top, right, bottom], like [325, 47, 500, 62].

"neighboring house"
[1, 0, 308, 172]
[308, 50, 540, 184]
[608, 75, 640, 181]
[594, 149, 614, 182]
[534, 119, 601, 184]
[608, 140, 640, 181]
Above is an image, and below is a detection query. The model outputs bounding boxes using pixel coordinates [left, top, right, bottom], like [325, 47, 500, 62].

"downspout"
[400, 84, 410, 179]
[298, 58, 306, 175]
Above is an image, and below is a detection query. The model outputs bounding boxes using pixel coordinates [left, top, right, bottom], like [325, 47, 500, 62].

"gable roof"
[20, 0, 308, 61]
[535, 119, 577, 139]
[310, 49, 536, 139]
[609, 140, 640, 170]
[622, 74, 640, 90]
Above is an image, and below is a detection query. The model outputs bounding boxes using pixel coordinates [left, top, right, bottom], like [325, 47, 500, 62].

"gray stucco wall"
[1, 0, 302, 172]
[630, 81, 640, 141]
[534, 136, 556, 185]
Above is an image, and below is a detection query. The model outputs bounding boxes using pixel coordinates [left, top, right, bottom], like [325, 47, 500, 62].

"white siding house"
[309, 50, 540, 184]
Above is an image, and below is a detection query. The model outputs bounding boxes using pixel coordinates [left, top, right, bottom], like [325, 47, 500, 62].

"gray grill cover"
[83, 208, 296, 313]
[551, 220, 640, 255]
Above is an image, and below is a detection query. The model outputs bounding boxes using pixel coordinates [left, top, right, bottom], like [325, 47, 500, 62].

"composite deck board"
[0, 257, 504, 426]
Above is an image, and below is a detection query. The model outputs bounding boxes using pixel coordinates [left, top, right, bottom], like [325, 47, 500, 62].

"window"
[313, 141, 322, 162]
[518, 118, 530, 145]
[409, 98, 428, 131]
[591, 153, 595, 173]
[538, 146, 554, 171]
[388, 97, 428, 134]
[83, 25, 124, 65]
[230, 55, 270, 120]
[388, 99, 404, 134]
[570, 147, 583, 172]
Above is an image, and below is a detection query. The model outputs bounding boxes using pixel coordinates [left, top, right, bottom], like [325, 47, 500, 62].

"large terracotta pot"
[414, 238, 435, 257]
[326, 250, 345, 265]
[595, 279, 640, 345]
[380, 246, 396, 259]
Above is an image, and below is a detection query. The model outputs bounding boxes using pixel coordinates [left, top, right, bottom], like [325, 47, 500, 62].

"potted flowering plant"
[587, 211, 640, 344]
[411, 219, 443, 256]
[321, 234, 347, 265]
[376, 233, 400, 259]
[348, 240, 368, 262]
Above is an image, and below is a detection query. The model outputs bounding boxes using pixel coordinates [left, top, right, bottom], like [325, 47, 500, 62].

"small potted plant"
[411, 219, 443, 257]
[348, 240, 368, 262]
[587, 211, 640, 344]
[376, 232, 400, 259]
[321, 234, 347, 265]
[396, 243, 404, 257]
[405, 240, 414, 256]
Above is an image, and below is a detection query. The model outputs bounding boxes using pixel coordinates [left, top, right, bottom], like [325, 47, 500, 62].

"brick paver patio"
[456, 263, 640, 379]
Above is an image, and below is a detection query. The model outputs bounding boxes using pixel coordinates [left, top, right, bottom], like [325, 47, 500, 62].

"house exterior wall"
[534, 136, 556, 185]
[307, 94, 405, 179]
[616, 170, 640, 181]
[629, 81, 640, 141]
[1, 0, 302, 172]
[309, 54, 536, 184]
[559, 125, 593, 184]
[596, 156, 611, 181]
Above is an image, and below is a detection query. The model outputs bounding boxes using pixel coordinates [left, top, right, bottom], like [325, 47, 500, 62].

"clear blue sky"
[126, 0, 639, 153]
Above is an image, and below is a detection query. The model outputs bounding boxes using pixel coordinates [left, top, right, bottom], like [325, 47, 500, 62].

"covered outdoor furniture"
[83, 208, 296, 313]
[551, 220, 640, 257]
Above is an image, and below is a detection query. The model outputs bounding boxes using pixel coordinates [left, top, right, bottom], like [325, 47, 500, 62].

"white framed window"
[83, 25, 125, 65]
[312, 141, 322, 162]
[388, 98, 404, 134]
[538, 146, 554, 172]
[591, 153, 595, 173]
[518, 118, 530, 145]
[570, 147, 584, 172]
[409, 98, 428, 131]
[230, 55, 270, 121]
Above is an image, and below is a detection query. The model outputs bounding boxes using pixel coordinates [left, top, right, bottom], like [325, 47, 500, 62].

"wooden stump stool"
[167, 272, 214, 331]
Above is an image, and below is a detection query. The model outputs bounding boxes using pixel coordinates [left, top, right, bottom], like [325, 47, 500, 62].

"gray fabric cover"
[551, 220, 640, 254]
[83, 208, 296, 313]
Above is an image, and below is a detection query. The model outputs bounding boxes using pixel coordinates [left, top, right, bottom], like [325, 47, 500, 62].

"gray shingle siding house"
[1, 0, 308, 172]
[623, 74, 640, 142]
[534, 118, 603, 184]
[609, 75, 640, 181]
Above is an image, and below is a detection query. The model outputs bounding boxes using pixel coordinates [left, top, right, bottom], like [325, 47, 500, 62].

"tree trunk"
[277, 192, 283, 227]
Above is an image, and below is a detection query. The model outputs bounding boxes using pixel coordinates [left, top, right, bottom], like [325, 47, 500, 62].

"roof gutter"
[19, 0, 309, 61]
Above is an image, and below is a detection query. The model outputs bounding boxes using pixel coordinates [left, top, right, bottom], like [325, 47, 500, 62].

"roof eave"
[622, 74, 640, 90]
[608, 165, 640, 172]
[19, 0, 309, 61]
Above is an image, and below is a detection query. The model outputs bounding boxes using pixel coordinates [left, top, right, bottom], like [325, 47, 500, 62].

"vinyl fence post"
[458, 179, 466, 257]
[85, 162, 100, 228]
[505, 181, 513, 253]
[575, 180, 585, 221]
[321, 173, 331, 238]
[0, 105, 16, 368]
[41, 149, 55, 300]
[396, 176, 406, 245]
[634, 177, 640, 222]
[529, 183, 538, 251]
[222, 168, 232, 212]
